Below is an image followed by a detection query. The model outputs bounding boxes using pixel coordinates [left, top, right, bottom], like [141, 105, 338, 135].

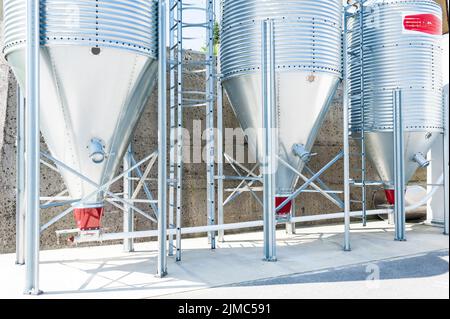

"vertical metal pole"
[157, 0, 168, 277]
[217, 79, 225, 242]
[262, 20, 277, 262]
[443, 86, 449, 235]
[16, 85, 26, 265]
[24, 0, 41, 295]
[343, 10, 351, 252]
[393, 89, 406, 241]
[123, 144, 134, 252]
[206, 0, 216, 250]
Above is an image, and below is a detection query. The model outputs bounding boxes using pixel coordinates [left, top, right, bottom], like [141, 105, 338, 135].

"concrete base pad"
[0, 221, 448, 299]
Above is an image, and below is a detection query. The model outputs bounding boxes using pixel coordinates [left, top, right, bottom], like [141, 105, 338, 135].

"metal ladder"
[168, 0, 216, 261]
[345, 4, 368, 226]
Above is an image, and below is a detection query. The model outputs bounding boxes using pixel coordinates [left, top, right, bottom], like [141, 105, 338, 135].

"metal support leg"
[286, 200, 296, 235]
[393, 89, 406, 241]
[443, 86, 449, 235]
[24, 0, 41, 295]
[123, 144, 134, 252]
[16, 85, 26, 265]
[217, 79, 225, 242]
[262, 20, 277, 262]
[157, 0, 168, 278]
[343, 11, 351, 252]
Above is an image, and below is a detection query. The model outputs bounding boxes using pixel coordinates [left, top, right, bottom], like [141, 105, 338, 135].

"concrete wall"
[0, 50, 426, 254]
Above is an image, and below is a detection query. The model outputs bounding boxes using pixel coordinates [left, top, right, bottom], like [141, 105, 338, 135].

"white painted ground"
[0, 221, 448, 299]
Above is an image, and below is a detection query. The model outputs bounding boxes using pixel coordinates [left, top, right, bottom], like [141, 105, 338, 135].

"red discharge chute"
[384, 189, 396, 205]
[74, 207, 104, 231]
[275, 196, 292, 215]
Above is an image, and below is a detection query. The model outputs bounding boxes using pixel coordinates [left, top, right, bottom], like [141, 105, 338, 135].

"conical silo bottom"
[364, 131, 440, 204]
[7, 46, 158, 223]
[223, 71, 340, 215]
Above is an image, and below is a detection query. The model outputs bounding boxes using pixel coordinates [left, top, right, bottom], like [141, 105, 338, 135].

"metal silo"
[2, 0, 158, 227]
[220, 0, 342, 215]
[347, 0, 444, 204]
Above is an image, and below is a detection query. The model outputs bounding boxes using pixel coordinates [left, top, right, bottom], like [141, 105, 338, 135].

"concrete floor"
[0, 221, 448, 299]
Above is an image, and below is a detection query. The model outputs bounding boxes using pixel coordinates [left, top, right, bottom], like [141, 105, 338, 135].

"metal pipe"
[157, 0, 168, 278]
[286, 197, 296, 235]
[24, 0, 41, 295]
[393, 89, 406, 241]
[123, 144, 134, 252]
[343, 8, 351, 251]
[224, 188, 342, 194]
[221, 176, 262, 182]
[73, 209, 391, 243]
[217, 79, 225, 242]
[443, 86, 449, 235]
[15, 85, 26, 265]
[261, 20, 277, 262]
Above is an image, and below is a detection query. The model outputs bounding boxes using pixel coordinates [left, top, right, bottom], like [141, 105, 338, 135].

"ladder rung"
[181, 90, 207, 96]
[183, 60, 213, 66]
[183, 69, 207, 74]
[182, 23, 209, 29]
[183, 103, 207, 108]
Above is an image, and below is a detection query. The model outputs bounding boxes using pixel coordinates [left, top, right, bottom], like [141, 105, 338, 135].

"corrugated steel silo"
[220, 0, 342, 214]
[2, 0, 158, 228]
[347, 0, 444, 203]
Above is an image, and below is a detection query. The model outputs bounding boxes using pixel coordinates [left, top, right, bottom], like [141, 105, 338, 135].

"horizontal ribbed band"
[348, 0, 443, 132]
[2, 0, 158, 58]
[220, 0, 342, 79]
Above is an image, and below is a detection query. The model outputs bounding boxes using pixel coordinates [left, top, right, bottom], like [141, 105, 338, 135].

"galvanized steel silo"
[220, 0, 342, 214]
[347, 0, 443, 203]
[2, 0, 158, 226]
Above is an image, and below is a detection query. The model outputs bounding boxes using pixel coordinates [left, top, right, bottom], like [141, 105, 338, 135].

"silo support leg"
[157, 0, 168, 278]
[123, 144, 135, 252]
[24, 0, 42, 295]
[443, 87, 449, 236]
[16, 85, 26, 266]
[286, 200, 296, 235]
[261, 20, 277, 262]
[393, 90, 406, 242]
